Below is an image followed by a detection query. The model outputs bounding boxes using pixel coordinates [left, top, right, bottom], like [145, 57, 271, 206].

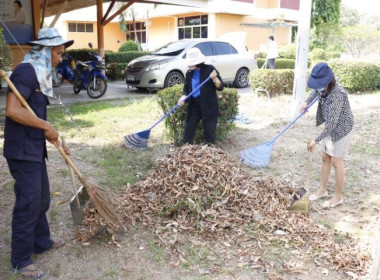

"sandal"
[35, 239, 65, 254]
[309, 191, 328, 201]
[11, 264, 45, 279]
[51, 239, 65, 249]
[322, 198, 344, 208]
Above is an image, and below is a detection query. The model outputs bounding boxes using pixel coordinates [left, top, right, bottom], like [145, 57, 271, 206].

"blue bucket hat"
[28, 28, 74, 49]
[307, 62, 334, 89]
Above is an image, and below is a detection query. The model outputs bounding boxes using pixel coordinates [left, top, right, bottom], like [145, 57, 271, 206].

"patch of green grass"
[59, 169, 69, 176]
[49, 209, 58, 222]
[316, 219, 333, 229]
[334, 232, 349, 243]
[48, 97, 160, 142]
[148, 238, 166, 263]
[180, 244, 210, 268]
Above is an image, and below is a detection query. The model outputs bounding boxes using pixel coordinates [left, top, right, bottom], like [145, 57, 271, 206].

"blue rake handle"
[269, 96, 319, 144]
[148, 76, 211, 131]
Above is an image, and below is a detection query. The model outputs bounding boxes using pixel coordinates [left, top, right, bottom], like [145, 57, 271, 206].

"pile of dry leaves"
[77, 145, 370, 275]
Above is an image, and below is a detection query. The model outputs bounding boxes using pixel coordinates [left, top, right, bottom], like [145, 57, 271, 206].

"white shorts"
[321, 130, 353, 158]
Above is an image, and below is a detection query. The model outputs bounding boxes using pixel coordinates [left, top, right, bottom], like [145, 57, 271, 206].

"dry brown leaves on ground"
[77, 145, 370, 275]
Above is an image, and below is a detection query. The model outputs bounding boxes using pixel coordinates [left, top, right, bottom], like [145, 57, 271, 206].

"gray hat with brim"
[307, 62, 334, 89]
[28, 28, 74, 49]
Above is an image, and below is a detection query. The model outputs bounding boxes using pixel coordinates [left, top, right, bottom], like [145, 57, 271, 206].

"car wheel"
[164, 71, 184, 88]
[233, 68, 250, 88]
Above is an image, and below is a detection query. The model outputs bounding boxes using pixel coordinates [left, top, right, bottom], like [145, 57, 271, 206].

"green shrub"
[278, 44, 296, 59]
[309, 48, 327, 61]
[118, 40, 140, 52]
[258, 58, 310, 70]
[0, 28, 13, 85]
[156, 84, 239, 146]
[249, 69, 294, 96]
[329, 60, 380, 92]
[326, 51, 341, 60]
[275, 59, 295, 69]
[256, 51, 267, 59]
[105, 51, 149, 64]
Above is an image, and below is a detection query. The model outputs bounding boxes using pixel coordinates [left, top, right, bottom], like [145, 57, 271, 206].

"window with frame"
[178, 15, 208, 40]
[126, 22, 147, 43]
[68, 23, 94, 33]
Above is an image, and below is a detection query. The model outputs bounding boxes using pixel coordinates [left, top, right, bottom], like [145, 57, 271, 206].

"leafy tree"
[340, 5, 360, 26]
[365, 14, 380, 31]
[309, 0, 342, 51]
[341, 25, 380, 58]
[309, 22, 343, 51]
[311, 0, 341, 29]
[118, 5, 141, 51]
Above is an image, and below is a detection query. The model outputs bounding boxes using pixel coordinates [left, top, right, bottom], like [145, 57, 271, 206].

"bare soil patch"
[0, 91, 379, 280]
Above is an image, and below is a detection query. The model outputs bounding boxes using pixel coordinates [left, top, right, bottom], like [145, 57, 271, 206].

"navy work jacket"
[3, 63, 49, 162]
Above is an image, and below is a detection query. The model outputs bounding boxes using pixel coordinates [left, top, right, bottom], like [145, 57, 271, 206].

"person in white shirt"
[266, 35, 279, 69]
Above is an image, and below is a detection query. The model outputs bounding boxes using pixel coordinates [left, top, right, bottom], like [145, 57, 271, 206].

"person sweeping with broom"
[178, 47, 224, 145]
[3, 28, 73, 279]
[300, 62, 354, 208]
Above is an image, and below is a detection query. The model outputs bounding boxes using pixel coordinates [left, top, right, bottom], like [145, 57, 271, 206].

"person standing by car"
[177, 47, 224, 145]
[300, 62, 354, 208]
[3, 28, 73, 279]
[266, 35, 278, 69]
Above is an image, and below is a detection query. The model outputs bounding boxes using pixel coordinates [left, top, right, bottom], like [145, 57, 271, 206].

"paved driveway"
[0, 80, 252, 111]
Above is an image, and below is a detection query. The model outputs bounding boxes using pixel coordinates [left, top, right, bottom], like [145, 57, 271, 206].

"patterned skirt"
[321, 129, 353, 158]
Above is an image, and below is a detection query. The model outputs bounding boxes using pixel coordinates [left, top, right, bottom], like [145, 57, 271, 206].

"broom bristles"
[124, 129, 150, 150]
[78, 176, 122, 230]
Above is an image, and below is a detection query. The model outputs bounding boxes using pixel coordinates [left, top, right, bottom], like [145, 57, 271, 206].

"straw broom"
[1, 69, 122, 230]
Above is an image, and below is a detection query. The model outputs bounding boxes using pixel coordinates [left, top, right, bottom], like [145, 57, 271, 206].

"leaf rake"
[240, 96, 319, 168]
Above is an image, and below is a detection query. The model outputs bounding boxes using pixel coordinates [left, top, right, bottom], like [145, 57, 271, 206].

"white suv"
[124, 39, 257, 90]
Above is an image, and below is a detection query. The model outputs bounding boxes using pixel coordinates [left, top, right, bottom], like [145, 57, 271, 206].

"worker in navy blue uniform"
[3, 28, 73, 279]
[178, 47, 224, 144]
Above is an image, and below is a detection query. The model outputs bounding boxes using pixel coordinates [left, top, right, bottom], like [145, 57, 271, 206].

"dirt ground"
[0, 90, 379, 280]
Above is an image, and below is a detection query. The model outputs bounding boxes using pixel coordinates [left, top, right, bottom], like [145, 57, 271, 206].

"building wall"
[255, 0, 279, 9]
[66, 22, 125, 52]
[148, 17, 176, 51]
[214, 14, 290, 50]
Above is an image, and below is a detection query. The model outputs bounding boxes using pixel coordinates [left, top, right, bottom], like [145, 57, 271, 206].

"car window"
[212, 42, 238, 55]
[152, 41, 193, 56]
[193, 42, 213, 56]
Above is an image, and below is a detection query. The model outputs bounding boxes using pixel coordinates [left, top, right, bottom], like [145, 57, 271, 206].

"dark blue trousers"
[183, 100, 218, 144]
[7, 159, 53, 269]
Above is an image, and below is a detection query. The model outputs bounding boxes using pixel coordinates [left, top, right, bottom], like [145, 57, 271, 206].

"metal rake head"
[124, 129, 150, 151]
[239, 141, 274, 168]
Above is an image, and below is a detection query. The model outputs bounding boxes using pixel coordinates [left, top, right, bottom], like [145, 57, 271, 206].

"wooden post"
[97, 0, 105, 60]
[292, 0, 312, 118]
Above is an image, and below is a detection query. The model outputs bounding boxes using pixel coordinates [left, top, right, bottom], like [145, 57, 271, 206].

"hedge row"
[257, 58, 312, 69]
[249, 60, 380, 95]
[249, 69, 294, 97]
[329, 60, 380, 92]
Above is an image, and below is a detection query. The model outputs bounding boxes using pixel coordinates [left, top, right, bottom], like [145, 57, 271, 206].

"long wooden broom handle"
[0, 69, 84, 181]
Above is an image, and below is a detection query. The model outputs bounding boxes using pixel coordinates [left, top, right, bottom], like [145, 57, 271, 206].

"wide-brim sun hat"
[186, 48, 205, 66]
[28, 28, 74, 49]
[307, 62, 334, 89]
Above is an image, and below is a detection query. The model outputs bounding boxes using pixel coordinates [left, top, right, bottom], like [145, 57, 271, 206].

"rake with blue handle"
[124, 76, 211, 150]
[239, 95, 319, 168]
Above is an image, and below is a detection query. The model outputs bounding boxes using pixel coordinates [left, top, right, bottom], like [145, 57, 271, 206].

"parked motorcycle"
[56, 43, 108, 99]
[55, 52, 76, 88]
